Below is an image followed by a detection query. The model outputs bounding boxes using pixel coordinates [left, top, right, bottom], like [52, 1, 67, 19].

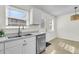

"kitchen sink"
[8, 35, 22, 38]
[8, 34, 33, 39]
[23, 34, 33, 36]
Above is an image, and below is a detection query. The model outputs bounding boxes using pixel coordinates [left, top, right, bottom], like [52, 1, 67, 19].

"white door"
[5, 39, 23, 54]
[22, 36, 36, 54]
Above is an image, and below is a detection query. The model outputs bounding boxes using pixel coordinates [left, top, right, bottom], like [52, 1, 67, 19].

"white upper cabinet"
[30, 8, 55, 32]
[31, 8, 42, 25]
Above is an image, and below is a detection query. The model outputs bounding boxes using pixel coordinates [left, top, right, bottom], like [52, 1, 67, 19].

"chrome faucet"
[18, 25, 25, 37]
[18, 25, 21, 37]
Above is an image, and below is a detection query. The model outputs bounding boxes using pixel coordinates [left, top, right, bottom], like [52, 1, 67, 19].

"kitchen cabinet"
[0, 43, 4, 50]
[30, 8, 54, 32]
[5, 45, 22, 54]
[5, 36, 36, 54]
[31, 8, 42, 25]
[5, 39, 23, 54]
[30, 8, 47, 32]
[0, 51, 4, 54]
[0, 43, 4, 54]
[22, 36, 36, 54]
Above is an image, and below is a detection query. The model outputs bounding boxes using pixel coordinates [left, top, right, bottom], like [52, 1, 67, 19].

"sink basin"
[8, 35, 22, 38]
[8, 34, 33, 39]
[23, 34, 33, 36]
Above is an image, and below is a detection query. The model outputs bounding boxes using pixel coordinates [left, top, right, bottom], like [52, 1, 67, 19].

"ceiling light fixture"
[71, 7, 79, 20]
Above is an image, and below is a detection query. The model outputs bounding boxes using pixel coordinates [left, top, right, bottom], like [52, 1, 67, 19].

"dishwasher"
[36, 33, 46, 54]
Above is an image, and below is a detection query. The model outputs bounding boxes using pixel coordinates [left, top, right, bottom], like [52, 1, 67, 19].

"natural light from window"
[6, 6, 28, 28]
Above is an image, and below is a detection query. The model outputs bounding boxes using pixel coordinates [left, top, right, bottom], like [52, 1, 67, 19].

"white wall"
[57, 12, 79, 41]
[0, 5, 5, 30]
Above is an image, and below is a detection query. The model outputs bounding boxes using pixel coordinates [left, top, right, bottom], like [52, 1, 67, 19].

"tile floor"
[43, 38, 79, 54]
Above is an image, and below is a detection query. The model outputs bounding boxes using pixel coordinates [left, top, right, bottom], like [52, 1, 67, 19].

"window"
[6, 6, 28, 27]
[48, 19, 54, 31]
[52, 19, 54, 31]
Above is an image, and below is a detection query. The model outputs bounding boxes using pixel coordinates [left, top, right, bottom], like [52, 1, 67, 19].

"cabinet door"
[0, 43, 4, 50]
[5, 39, 23, 54]
[5, 44, 22, 54]
[0, 50, 4, 54]
[0, 43, 4, 54]
[32, 8, 42, 24]
[22, 37, 36, 54]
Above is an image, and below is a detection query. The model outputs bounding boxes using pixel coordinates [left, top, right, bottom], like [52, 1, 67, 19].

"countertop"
[31, 32, 46, 35]
[0, 32, 46, 43]
[0, 35, 35, 43]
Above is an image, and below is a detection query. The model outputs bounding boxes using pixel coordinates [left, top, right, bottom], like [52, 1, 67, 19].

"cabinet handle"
[23, 43, 27, 46]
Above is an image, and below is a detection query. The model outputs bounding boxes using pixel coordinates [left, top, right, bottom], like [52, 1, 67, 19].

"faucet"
[18, 25, 25, 37]
[18, 25, 21, 37]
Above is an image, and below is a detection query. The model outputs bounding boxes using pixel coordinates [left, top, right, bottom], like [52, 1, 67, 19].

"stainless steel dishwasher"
[36, 33, 46, 54]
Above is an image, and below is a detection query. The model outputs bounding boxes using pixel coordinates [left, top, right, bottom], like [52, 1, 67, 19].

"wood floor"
[43, 38, 79, 54]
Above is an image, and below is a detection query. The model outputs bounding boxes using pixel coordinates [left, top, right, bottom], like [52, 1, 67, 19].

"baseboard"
[46, 37, 57, 42]
[57, 37, 79, 42]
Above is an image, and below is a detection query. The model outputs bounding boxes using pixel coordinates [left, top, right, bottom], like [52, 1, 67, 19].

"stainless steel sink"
[8, 34, 33, 39]
[23, 34, 32, 36]
[8, 35, 22, 38]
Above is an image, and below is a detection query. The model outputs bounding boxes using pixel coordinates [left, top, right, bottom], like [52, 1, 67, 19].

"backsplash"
[4, 26, 39, 34]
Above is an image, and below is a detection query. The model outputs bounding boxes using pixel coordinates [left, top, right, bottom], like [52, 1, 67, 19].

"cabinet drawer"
[23, 36, 36, 42]
[0, 43, 4, 50]
[5, 39, 23, 49]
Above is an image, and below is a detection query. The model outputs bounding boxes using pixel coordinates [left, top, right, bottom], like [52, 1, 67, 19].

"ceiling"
[33, 5, 79, 16]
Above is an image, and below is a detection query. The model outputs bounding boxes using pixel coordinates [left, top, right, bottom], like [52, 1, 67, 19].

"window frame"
[6, 6, 29, 28]
[47, 18, 54, 32]
[51, 19, 54, 31]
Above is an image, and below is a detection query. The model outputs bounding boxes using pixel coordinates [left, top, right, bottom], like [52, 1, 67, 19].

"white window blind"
[6, 6, 28, 27]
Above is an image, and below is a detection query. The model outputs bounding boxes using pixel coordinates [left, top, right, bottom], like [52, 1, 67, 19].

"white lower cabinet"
[0, 43, 4, 54]
[5, 45, 22, 54]
[5, 39, 23, 54]
[0, 50, 4, 54]
[22, 36, 36, 54]
[5, 36, 36, 54]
